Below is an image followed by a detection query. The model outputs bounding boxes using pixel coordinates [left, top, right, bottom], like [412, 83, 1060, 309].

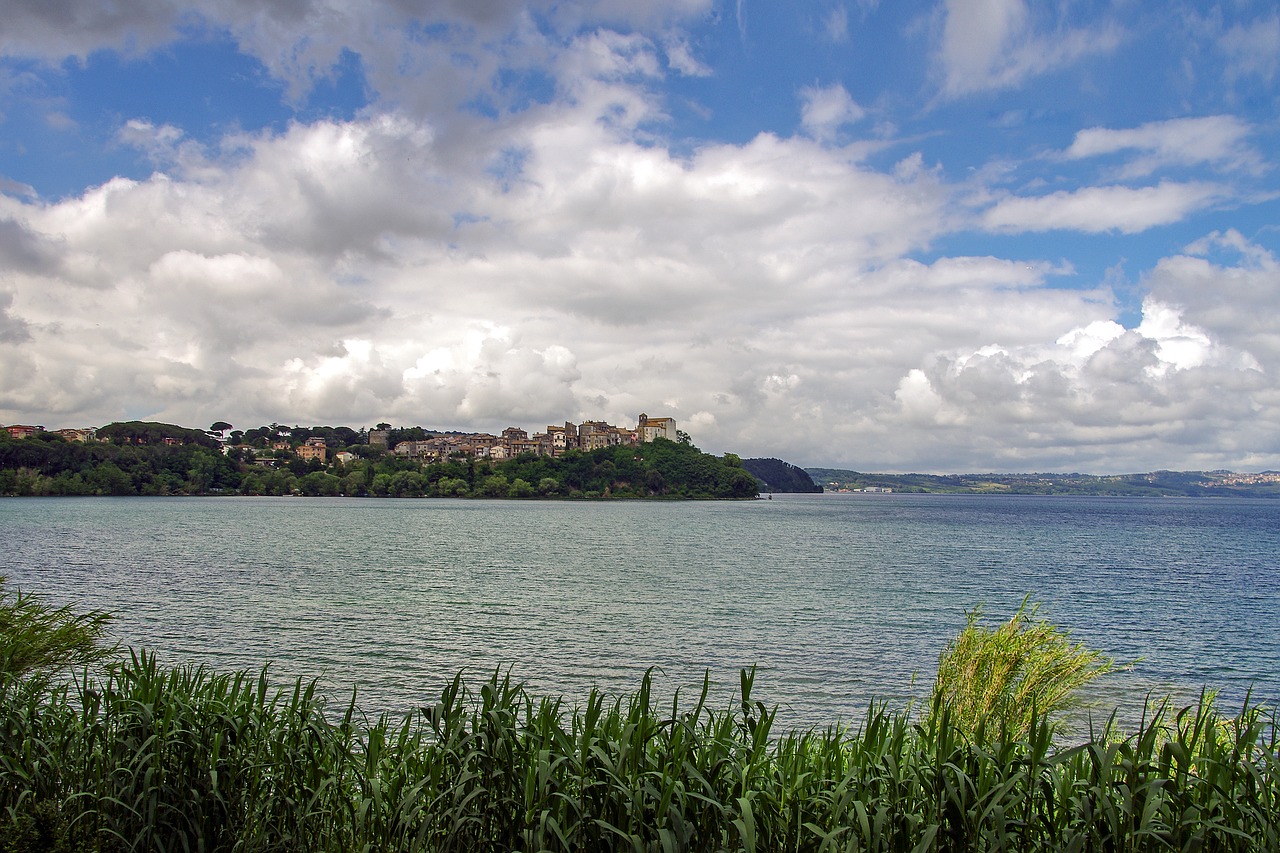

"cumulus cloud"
[936, 0, 1122, 98]
[0, 95, 953, 439]
[871, 234, 1280, 471]
[0, 216, 59, 274]
[2, 0, 1279, 475]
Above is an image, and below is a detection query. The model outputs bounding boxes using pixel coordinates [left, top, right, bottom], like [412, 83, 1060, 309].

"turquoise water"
[2, 494, 1277, 729]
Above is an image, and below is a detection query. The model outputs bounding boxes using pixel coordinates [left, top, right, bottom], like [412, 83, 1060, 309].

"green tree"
[370, 473, 393, 497]
[389, 471, 426, 498]
[340, 471, 367, 497]
[436, 477, 469, 497]
[299, 472, 342, 496]
[480, 473, 510, 497]
[185, 453, 221, 494]
[89, 461, 134, 496]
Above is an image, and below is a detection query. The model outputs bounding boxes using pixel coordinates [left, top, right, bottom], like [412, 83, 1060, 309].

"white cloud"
[869, 235, 1279, 472]
[1220, 11, 1280, 83]
[2, 3, 1279, 475]
[799, 83, 865, 142]
[823, 6, 850, 43]
[4, 110, 1279, 471]
[982, 181, 1225, 234]
[1064, 115, 1262, 177]
[937, 0, 1122, 98]
[661, 32, 712, 76]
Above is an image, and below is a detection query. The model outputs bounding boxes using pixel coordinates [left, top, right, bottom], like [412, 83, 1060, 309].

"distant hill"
[742, 458, 823, 493]
[806, 468, 1280, 498]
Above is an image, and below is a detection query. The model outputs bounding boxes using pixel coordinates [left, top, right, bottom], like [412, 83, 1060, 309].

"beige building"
[296, 437, 327, 462]
[636, 413, 676, 442]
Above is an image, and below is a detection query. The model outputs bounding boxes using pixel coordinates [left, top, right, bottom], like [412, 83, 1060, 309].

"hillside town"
[2, 414, 680, 467]
[376, 413, 677, 464]
[1, 412, 766, 501]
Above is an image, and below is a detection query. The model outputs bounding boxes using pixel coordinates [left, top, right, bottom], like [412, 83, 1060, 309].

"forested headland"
[0, 423, 757, 499]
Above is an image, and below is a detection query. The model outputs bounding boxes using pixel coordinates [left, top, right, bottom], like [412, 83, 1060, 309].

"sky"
[1, 0, 1278, 473]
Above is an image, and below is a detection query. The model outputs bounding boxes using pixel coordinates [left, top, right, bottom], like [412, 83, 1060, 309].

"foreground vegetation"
[2, 583, 1277, 852]
[0, 429, 757, 500]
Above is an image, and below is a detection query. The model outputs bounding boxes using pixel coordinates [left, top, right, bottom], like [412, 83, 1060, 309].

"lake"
[2, 493, 1277, 730]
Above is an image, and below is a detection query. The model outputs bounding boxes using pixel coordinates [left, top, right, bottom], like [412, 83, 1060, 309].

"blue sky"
[1, 0, 1278, 472]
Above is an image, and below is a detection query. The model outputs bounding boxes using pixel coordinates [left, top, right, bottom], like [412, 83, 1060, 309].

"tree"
[299, 471, 342, 496]
[210, 421, 233, 434]
[89, 461, 134, 496]
[436, 477, 469, 497]
[480, 473, 510, 497]
[340, 471, 367, 497]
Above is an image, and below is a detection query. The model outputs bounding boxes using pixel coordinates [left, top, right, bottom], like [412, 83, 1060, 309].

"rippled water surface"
[3, 494, 1277, 729]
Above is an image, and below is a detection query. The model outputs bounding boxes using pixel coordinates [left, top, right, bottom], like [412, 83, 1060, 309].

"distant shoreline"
[806, 467, 1280, 498]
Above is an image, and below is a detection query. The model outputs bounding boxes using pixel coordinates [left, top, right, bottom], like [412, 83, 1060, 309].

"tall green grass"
[0, 575, 113, 680]
[2, 583, 1276, 851]
[2, 655, 1277, 852]
[929, 599, 1116, 740]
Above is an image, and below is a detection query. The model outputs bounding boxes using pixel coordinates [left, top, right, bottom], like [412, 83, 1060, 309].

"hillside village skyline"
[3, 413, 681, 466]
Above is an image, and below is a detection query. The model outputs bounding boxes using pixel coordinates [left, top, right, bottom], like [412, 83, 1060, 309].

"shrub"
[930, 598, 1115, 739]
[0, 576, 114, 679]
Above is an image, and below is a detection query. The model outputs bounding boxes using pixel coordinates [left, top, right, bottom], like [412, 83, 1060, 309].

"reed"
[0, 575, 114, 679]
[929, 598, 1116, 741]
[2, 584, 1277, 851]
[2, 656, 1277, 852]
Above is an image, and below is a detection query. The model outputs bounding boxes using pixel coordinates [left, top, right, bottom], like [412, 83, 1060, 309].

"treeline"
[741, 457, 823, 493]
[0, 427, 757, 500]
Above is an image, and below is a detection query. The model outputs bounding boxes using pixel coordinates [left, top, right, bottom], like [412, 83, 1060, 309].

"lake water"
[2, 494, 1277, 730]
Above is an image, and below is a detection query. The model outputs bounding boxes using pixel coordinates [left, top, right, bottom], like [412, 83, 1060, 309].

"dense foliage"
[2, 585, 1277, 851]
[94, 421, 221, 450]
[0, 428, 757, 500]
[741, 458, 823, 493]
[2, 655, 1277, 852]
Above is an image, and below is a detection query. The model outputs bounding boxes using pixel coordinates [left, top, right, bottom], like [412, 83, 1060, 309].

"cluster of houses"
[3, 424, 96, 442]
[237, 414, 677, 466]
[4, 414, 678, 468]
[375, 413, 676, 464]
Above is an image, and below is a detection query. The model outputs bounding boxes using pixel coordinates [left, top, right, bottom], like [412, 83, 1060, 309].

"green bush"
[930, 599, 1116, 740]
